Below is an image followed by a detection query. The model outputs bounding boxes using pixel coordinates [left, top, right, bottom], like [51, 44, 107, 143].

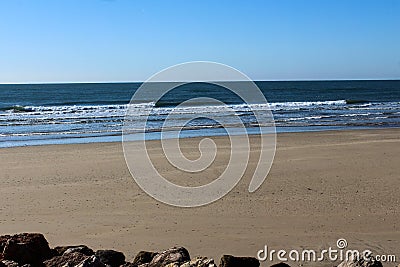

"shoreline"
[1, 126, 399, 149]
[1, 128, 399, 266]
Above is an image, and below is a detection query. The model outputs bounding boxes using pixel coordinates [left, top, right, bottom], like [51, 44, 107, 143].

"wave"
[0, 102, 154, 114]
[268, 100, 347, 109]
[0, 105, 35, 113]
[153, 99, 373, 108]
[154, 99, 241, 107]
[1, 100, 397, 124]
[345, 99, 370, 104]
[0, 99, 351, 114]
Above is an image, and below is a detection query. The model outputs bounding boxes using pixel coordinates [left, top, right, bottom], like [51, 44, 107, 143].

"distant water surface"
[0, 80, 399, 147]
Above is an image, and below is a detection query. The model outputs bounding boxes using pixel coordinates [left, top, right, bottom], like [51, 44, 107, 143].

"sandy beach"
[0, 129, 399, 266]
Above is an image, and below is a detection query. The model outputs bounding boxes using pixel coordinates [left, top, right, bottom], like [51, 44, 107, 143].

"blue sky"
[0, 0, 399, 83]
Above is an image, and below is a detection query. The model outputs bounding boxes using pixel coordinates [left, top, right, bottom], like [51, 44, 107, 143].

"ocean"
[0, 80, 399, 148]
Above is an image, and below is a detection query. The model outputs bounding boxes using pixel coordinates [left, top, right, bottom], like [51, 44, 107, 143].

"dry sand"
[0, 129, 399, 266]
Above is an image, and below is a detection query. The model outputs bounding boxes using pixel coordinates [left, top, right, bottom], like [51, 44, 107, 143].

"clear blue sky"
[0, 0, 399, 83]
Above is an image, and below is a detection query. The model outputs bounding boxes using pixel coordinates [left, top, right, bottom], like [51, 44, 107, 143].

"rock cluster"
[0, 233, 257, 267]
[0, 233, 386, 267]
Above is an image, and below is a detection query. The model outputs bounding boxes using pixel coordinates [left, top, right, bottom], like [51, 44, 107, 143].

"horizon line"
[1, 78, 400, 85]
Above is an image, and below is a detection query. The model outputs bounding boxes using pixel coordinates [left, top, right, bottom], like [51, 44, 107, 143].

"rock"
[219, 255, 259, 267]
[337, 253, 383, 267]
[1, 261, 19, 267]
[53, 245, 94, 256]
[0, 236, 11, 252]
[181, 257, 216, 267]
[0, 261, 31, 267]
[119, 263, 137, 267]
[132, 251, 157, 266]
[270, 263, 291, 267]
[75, 256, 106, 267]
[43, 252, 88, 267]
[2, 233, 52, 266]
[147, 247, 190, 267]
[94, 250, 125, 267]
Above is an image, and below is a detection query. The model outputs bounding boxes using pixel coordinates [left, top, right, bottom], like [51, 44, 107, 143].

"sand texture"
[0, 129, 399, 266]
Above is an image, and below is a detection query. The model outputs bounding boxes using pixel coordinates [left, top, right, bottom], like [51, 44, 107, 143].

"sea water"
[0, 80, 399, 147]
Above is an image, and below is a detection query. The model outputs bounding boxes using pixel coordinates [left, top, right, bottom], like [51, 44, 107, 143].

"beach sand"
[0, 129, 399, 266]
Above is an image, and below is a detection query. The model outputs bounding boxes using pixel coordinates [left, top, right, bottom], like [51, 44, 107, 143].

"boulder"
[2, 233, 52, 266]
[219, 255, 259, 267]
[131, 251, 157, 266]
[181, 257, 216, 267]
[94, 250, 125, 267]
[337, 253, 383, 267]
[53, 245, 94, 257]
[148, 247, 190, 267]
[43, 252, 88, 267]
[75, 256, 106, 267]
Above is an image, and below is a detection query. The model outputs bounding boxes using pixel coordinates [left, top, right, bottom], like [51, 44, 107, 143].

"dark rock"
[180, 257, 216, 267]
[119, 262, 137, 267]
[1, 261, 32, 267]
[64, 246, 94, 256]
[43, 252, 88, 267]
[337, 253, 383, 267]
[270, 263, 291, 267]
[2, 233, 52, 267]
[55, 245, 94, 256]
[219, 255, 259, 267]
[76, 256, 106, 267]
[132, 251, 157, 266]
[0, 236, 11, 252]
[95, 250, 125, 267]
[148, 247, 190, 267]
[1, 261, 19, 267]
[48, 249, 58, 258]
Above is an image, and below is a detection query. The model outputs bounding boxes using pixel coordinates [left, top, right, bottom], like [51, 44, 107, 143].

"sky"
[0, 0, 399, 83]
